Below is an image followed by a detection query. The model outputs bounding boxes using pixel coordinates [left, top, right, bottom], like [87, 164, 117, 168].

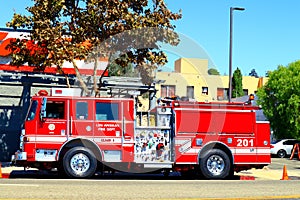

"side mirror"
[40, 97, 47, 121]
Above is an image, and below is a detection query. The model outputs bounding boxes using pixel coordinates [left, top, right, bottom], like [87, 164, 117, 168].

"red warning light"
[38, 90, 48, 96]
[55, 90, 63, 94]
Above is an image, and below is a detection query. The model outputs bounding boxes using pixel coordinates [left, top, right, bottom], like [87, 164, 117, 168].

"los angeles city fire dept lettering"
[96, 123, 119, 131]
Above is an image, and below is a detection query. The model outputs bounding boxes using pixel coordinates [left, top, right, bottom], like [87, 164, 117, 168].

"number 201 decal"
[237, 139, 254, 147]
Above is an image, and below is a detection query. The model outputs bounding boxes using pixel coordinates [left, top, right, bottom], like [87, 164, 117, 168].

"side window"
[76, 102, 88, 120]
[286, 140, 298, 145]
[96, 102, 119, 120]
[45, 101, 65, 119]
[285, 140, 292, 145]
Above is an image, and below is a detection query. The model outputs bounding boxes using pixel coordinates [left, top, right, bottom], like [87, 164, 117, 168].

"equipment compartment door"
[134, 128, 172, 163]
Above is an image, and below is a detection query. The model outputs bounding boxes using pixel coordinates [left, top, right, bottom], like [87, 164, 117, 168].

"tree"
[257, 60, 300, 140]
[232, 67, 243, 98]
[265, 70, 272, 77]
[6, 0, 182, 96]
[208, 68, 220, 75]
[249, 69, 258, 78]
[108, 62, 137, 77]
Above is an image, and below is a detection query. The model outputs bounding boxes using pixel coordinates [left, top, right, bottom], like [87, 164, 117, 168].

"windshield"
[26, 100, 38, 121]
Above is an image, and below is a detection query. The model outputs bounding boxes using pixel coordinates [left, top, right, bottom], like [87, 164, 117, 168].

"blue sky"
[1, 0, 300, 77]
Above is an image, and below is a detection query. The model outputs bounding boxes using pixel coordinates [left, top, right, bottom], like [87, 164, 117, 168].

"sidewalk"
[1, 162, 37, 175]
[235, 166, 300, 180]
[2, 166, 26, 174]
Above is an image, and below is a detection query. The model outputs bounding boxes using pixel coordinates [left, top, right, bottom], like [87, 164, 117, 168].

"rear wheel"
[277, 149, 287, 158]
[199, 149, 231, 179]
[62, 147, 97, 178]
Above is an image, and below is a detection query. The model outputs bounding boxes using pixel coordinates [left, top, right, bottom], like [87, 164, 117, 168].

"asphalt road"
[269, 157, 300, 170]
[1, 178, 300, 199]
[0, 158, 300, 199]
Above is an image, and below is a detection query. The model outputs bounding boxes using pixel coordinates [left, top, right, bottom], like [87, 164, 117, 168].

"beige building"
[155, 58, 268, 102]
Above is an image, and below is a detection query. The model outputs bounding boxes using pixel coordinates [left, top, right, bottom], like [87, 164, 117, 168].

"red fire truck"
[13, 89, 271, 179]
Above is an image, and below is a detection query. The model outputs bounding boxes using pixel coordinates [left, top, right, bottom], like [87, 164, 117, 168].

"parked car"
[270, 139, 300, 158]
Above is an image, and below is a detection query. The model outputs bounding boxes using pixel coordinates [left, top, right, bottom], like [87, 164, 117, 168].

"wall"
[156, 58, 268, 102]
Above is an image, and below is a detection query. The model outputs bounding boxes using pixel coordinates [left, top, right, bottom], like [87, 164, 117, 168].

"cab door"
[93, 99, 135, 163]
[37, 98, 68, 137]
[35, 98, 69, 161]
[70, 99, 94, 137]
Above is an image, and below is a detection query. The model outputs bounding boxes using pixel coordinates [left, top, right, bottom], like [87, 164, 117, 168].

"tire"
[277, 149, 287, 158]
[62, 147, 97, 178]
[199, 149, 231, 179]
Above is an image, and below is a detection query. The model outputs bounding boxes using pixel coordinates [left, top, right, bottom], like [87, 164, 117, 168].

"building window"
[161, 85, 175, 97]
[217, 88, 229, 100]
[243, 89, 248, 96]
[202, 87, 208, 95]
[187, 86, 194, 99]
[217, 88, 224, 100]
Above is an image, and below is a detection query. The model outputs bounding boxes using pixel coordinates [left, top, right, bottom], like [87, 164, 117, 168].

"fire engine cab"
[13, 88, 271, 179]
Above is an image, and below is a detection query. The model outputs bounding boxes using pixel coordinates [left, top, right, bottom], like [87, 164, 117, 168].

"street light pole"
[228, 7, 245, 103]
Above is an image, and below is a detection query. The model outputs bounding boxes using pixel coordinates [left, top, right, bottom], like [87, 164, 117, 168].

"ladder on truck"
[0, 67, 159, 161]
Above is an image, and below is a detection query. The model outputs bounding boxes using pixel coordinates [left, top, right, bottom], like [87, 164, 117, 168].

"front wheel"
[199, 149, 231, 179]
[277, 149, 287, 158]
[62, 147, 97, 178]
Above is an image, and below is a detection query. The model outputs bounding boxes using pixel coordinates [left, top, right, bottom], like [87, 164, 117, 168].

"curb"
[239, 175, 255, 180]
[1, 173, 10, 179]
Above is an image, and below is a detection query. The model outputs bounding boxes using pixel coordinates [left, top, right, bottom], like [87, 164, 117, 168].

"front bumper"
[11, 151, 27, 162]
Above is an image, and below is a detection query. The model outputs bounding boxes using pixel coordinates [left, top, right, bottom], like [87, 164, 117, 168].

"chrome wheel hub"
[70, 153, 90, 175]
[206, 155, 225, 176]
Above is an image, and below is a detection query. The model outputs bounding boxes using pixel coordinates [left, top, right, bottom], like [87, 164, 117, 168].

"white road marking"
[0, 184, 39, 187]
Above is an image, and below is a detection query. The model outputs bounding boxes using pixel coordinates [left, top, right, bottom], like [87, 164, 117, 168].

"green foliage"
[208, 68, 220, 75]
[257, 60, 300, 140]
[6, 0, 182, 94]
[108, 62, 137, 77]
[265, 70, 272, 77]
[232, 67, 243, 98]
